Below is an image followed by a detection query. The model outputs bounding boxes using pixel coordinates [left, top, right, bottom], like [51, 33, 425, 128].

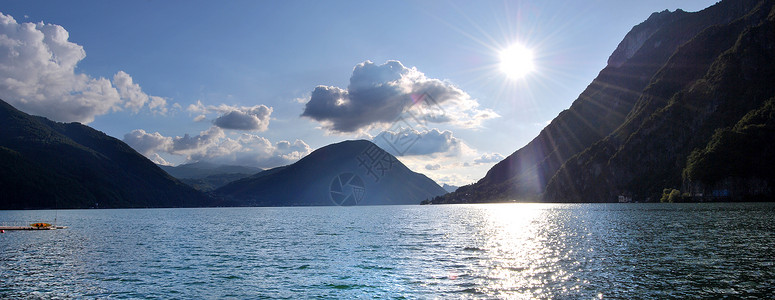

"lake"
[1, 203, 774, 298]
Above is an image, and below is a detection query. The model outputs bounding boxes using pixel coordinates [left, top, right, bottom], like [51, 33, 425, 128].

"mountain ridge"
[544, 0, 775, 202]
[215, 140, 447, 206]
[0, 99, 213, 209]
[433, 0, 772, 204]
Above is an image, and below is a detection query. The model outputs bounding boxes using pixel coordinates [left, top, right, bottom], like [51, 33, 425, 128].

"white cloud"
[149, 153, 171, 166]
[213, 106, 272, 131]
[188, 100, 272, 131]
[474, 153, 505, 164]
[0, 13, 167, 122]
[123, 126, 311, 168]
[113, 71, 149, 112]
[425, 164, 441, 170]
[373, 127, 466, 157]
[301, 60, 498, 133]
[368, 127, 506, 186]
[170, 126, 226, 155]
[123, 129, 173, 156]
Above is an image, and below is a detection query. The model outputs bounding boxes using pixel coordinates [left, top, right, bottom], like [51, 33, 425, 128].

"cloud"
[474, 153, 505, 164]
[113, 71, 149, 112]
[149, 153, 171, 166]
[425, 164, 441, 170]
[368, 127, 504, 186]
[123, 126, 311, 168]
[213, 106, 271, 131]
[301, 60, 498, 133]
[373, 127, 465, 157]
[0, 13, 167, 123]
[122, 129, 173, 156]
[170, 126, 225, 154]
[188, 100, 272, 131]
[113, 71, 167, 115]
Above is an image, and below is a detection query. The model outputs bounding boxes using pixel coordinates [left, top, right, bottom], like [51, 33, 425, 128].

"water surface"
[1, 203, 774, 298]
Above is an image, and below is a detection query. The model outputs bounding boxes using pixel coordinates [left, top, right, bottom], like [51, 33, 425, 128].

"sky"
[0, 0, 719, 186]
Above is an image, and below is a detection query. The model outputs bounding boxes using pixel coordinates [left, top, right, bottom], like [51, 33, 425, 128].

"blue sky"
[0, 0, 718, 185]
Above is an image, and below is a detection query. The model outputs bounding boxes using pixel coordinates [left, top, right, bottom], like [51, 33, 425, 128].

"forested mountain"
[0, 99, 213, 209]
[435, 0, 774, 203]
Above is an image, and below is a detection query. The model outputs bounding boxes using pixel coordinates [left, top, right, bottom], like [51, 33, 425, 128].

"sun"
[499, 43, 535, 79]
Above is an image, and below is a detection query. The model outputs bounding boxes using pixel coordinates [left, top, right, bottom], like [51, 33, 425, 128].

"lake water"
[1, 203, 774, 298]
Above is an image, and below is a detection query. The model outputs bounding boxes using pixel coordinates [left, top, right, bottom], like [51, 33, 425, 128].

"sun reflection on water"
[472, 203, 589, 298]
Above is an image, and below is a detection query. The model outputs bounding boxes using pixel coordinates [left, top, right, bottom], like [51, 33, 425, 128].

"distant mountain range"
[0, 99, 446, 208]
[160, 161, 261, 179]
[160, 162, 261, 191]
[435, 0, 775, 203]
[442, 184, 459, 193]
[0, 99, 212, 209]
[215, 140, 447, 206]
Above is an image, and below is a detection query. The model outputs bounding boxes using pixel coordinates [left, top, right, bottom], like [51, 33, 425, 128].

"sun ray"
[500, 43, 535, 79]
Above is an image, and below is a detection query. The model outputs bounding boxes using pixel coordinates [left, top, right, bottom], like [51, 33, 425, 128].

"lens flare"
[500, 44, 535, 79]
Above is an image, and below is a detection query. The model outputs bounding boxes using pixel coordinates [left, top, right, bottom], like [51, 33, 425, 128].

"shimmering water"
[1, 203, 774, 298]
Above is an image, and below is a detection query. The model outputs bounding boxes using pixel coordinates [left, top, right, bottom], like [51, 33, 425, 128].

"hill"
[0, 99, 213, 209]
[215, 140, 447, 206]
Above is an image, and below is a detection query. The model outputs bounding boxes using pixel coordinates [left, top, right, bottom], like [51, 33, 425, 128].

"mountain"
[434, 0, 774, 203]
[214, 140, 447, 206]
[178, 174, 255, 192]
[160, 162, 261, 191]
[442, 184, 459, 193]
[160, 161, 261, 179]
[0, 99, 213, 209]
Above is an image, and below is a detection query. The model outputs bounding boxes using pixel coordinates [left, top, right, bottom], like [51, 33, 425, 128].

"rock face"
[435, 0, 772, 203]
[214, 140, 447, 206]
[0, 99, 213, 209]
[607, 9, 677, 68]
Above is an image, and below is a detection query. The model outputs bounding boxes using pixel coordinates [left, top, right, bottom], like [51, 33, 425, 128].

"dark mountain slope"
[435, 0, 763, 203]
[544, 1, 775, 202]
[684, 96, 775, 199]
[215, 140, 446, 206]
[0, 99, 212, 209]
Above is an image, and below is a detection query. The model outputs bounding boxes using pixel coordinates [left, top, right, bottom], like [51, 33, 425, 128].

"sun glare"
[499, 44, 535, 79]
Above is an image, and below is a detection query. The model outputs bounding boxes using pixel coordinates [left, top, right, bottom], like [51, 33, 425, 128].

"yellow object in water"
[30, 223, 51, 228]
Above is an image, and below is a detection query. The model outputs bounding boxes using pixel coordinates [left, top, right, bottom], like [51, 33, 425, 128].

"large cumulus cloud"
[0, 13, 167, 123]
[123, 126, 310, 168]
[301, 60, 497, 133]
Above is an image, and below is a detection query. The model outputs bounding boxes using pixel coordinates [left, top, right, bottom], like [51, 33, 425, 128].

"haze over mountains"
[160, 162, 261, 191]
[435, 0, 775, 203]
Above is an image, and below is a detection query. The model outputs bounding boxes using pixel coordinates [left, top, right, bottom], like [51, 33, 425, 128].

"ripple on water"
[1, 204, 775, 298]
